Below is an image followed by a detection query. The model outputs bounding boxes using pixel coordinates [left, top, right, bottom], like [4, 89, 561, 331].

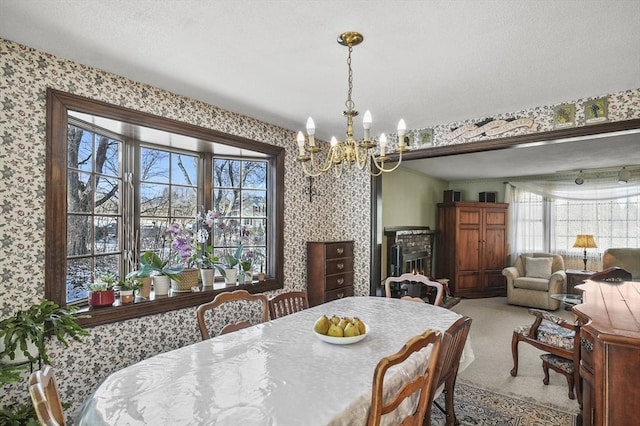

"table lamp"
[573, 234, 597, 271]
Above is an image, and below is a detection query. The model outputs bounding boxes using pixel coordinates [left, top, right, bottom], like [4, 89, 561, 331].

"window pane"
[96, 255, 121, 282]
[68, 126, 93, 172]
[140, 218, 168, 252]
[214, 218, 241, 246]
[68, 171, 92, 213]
[242, 190, 267, 217]
[171, 153, 198, 185]
[67, 215, 92, 256]
[67, 257, 91, 303]
[242, 219, 266, 246]
[140, 183, 170, 217]
[242, 161, 267, 189]
[213, 159, 241, 187]
[95, 176, 120, 215]
[171, 186, 198, 217]
[94, 216, 119, 254]
[96, 136, 120, 177]
[214, 188, 241, 216]
[141, 147, 170, 184]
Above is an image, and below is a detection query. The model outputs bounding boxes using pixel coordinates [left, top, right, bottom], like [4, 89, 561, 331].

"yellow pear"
[353, 317, 366, 335]
[314, 315, 330, 335]
[327, 323, 344, 337]
[338, 318, 350, 330]
[344, 322, 360, 337]
[330, 315, 341, 325]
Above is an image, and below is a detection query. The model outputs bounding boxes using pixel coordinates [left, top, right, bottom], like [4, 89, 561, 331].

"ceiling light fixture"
[296, 31, 407, 177]
[575, 170, 585, 185]
[617, 167, 631, 184]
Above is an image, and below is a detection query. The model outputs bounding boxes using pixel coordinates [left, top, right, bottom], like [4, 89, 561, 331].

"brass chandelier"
[296, 31, 408, 177]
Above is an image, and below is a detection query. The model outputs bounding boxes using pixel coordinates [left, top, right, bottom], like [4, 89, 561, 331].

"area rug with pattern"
[430, 382, 578, 425]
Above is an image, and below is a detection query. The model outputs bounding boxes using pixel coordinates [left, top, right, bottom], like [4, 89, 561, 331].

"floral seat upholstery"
[510, 308, 581, 404]
[540, 353, 576, 400]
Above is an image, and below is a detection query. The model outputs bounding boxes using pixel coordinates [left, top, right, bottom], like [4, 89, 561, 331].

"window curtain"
[506, 171, 640, 271]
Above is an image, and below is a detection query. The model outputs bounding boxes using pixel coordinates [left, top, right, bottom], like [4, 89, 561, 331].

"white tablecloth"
[78, 296, 473, 426]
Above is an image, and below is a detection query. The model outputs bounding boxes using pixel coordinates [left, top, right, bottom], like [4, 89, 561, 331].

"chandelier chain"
[345, 45, 354, 111]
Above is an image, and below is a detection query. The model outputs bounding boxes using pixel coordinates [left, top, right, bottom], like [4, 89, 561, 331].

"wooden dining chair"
[268, 291, 309, 319]
[196, 289, 269, 339]
[385, 273, 444, 306]
[368, 329, 444, 426]
[431, 316, 473, 426]
[28, 365, 65, 426]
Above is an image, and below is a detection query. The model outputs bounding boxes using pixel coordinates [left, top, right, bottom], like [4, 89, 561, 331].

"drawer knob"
[336, 248, 344, 255]
[337, 278, 344, 285]
[337, 292, 344, 299]
[581, 337, 593, 353]
[337, 263, 344, 270]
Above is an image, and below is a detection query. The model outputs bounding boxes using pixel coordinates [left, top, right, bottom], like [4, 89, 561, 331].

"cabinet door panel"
[484, 228, 506, 269]
[457, 229, 480, 271]
[456, 273, 479, 289]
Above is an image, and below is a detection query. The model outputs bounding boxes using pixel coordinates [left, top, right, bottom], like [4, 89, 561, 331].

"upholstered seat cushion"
[540, 353, 574, 373]
[514, 323, 575, 351]
[513, 277, 549, 291]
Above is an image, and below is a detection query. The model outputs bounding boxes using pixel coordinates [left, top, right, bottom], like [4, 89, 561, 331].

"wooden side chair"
[384, 273, 444, 306]
[268, 291, 309, 319]
[28, 365, 65, 426]
[368, 329, 444, 426]
[432, 316, 473, 426]
[196, 289, 269, 339]
[510, 308, 580, 404]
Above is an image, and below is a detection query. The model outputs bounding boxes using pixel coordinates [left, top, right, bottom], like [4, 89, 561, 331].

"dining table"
[77, 296, 474, 426]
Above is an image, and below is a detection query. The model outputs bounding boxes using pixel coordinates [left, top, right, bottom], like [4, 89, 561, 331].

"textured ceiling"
[1, 0, 639, 180]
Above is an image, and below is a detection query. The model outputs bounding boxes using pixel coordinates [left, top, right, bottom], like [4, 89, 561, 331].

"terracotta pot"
[88, 290, 115, 307]
[138, 276, 152, 298]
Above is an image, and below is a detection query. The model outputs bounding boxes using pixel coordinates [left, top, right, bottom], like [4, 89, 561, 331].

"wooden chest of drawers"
[307, 241, 354, 307]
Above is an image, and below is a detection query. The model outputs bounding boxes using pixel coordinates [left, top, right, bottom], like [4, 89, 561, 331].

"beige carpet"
[450, 297, 581, 415]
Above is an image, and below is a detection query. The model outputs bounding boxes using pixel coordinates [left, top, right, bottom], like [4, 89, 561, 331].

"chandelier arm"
[301, 159, 330, 178]
[308, 145, 338, 174]
[369, 150, 404, 173]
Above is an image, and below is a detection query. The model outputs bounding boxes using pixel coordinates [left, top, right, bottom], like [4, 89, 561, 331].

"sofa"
[602, 248, 640, 280]
[503, 252, 566, 310]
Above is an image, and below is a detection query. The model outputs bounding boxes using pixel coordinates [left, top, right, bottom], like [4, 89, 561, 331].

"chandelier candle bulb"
[296, 132, 306, 156]
[363, 110, 372, 141]
[306, 117, 316, 147]
[379, 133, 387, 157]
[397, 119, 406, 148]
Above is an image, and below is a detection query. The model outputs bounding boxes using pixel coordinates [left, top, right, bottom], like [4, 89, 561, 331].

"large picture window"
[46, 90, 284, 327]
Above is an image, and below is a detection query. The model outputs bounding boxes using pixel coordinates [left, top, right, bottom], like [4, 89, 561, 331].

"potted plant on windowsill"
[116, 277, 143, 304]
[87, 272, 117, 308]
[137, 251, 184, 296]
[214, 245, 244, 285]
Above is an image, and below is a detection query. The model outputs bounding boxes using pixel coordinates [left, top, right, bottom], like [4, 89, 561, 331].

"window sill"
[75, 279, 281, 328]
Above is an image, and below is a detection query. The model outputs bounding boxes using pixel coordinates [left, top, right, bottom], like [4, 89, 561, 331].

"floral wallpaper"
[1, 35, 639, 420]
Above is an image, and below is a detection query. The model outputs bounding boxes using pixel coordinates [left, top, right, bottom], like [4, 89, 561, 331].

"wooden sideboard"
[307, 241, 354, 307]
[573, 279, 640, 425]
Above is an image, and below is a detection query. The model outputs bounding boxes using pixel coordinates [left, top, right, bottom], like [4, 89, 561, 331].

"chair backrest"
[196, 289, 269, 339]
[268, 291, 309, 319]
[435, 316, 472, 390]
[515, 252, 565, 276]
[385, 273, 444, 306]
[368, 329, 444, 426]
[28, 366, 65, 426]
[602, 248, 640, 279]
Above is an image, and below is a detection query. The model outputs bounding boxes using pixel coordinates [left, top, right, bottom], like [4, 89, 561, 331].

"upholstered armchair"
[503, 253, 566, 310]
[602, 248, 640, 280]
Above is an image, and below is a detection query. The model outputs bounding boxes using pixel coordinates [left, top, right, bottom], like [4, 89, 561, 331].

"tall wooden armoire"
[436, 202, 508, 298]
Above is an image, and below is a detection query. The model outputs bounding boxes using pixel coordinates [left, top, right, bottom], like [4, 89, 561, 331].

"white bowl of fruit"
[313, 314, 369, 345]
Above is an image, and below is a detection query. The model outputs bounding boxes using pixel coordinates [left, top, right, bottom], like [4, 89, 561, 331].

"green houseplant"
[87, 272, 117, 307]
[116, 277, 143, 304]
[214, 245, 244, 284]
[0, 300, 89, 365]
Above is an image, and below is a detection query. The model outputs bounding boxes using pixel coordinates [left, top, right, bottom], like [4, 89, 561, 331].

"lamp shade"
[573, 234, 597, 249]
